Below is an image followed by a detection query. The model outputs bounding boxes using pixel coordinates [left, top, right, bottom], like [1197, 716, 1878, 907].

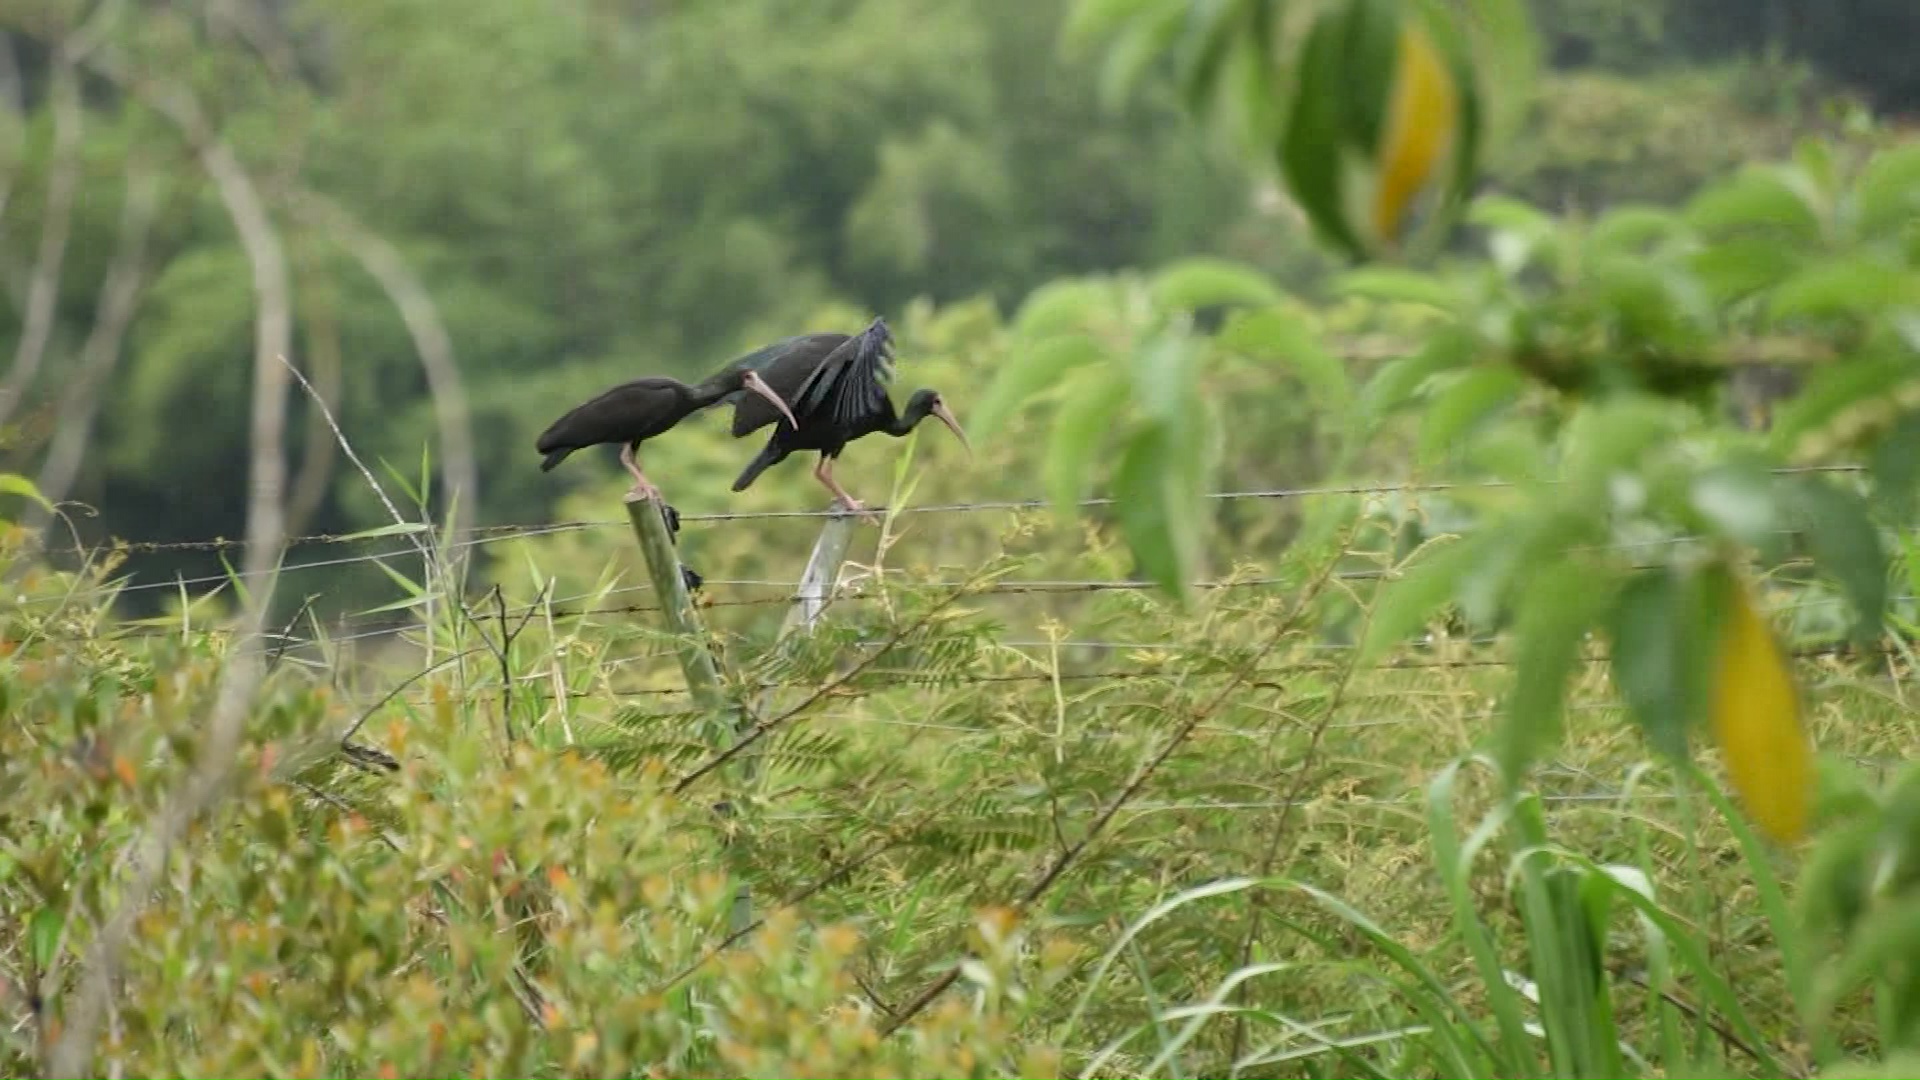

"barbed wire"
[27, 465, 1867, 558]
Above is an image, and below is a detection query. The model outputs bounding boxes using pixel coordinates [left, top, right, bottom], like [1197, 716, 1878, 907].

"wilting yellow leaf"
[1372, 23, 1460, 244]
[1708, 578, 1811, 843]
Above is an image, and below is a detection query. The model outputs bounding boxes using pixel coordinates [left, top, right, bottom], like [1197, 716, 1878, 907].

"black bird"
[723, 317, 970, 511]
[535, 367, 797, 502]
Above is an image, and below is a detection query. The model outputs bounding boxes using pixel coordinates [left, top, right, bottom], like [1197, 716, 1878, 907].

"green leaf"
[1770, 350, 1915, 454]
[1361, 324, 1476, 417]
[1788, 476, 1888, 645]
[1113, 423, 1202, 602]
[1606, 565, 1718, 761]
[1216, 308, 1352, 408]
[1126, 327, 1198, 427]
[337, 522, 431, 542]
[1770, 259, 1920, 321]
[1150, 256, 1285, 312]
[1499, 559, 1611, 783]
[1870, 412, 1920, 524]
[1333, 266, 1459, 309]
[1045, 370, 1131, 519]
[972, 333, 1107, 439]
[1361, 531, 1496, 662]
[30, 906, 61, 970]
[1587, 205, 1684, 258]
[1064, 0, 1166, 47]
[1689, 459, 1781, 554]
[1855, 144, 1920, 239]
[0, 472, 54, 513]
[1562, 396, 1683, 492]
[1280, 9, 1365, 258]
[1689, 236, 1806, 303]
[1417, 365, 1524, 462]
[1014, 278, 1114, 339]
[1686, 167, 1822, 240]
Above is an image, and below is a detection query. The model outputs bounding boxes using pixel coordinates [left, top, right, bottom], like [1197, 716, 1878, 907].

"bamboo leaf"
[1499, 559, 1611, 782]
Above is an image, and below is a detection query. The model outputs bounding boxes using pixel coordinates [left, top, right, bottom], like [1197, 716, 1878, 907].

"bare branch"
[0, 58, 82, 430]
[43, 47, 293, 1079]
[73, 47, 296, 588]
[290, 192, 480, 536]
[0, 32, 27, 226]
[283, 290, 344, 537]
[26, 163, 163, 532]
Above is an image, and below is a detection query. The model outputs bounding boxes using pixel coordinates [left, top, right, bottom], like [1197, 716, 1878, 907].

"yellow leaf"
[1709, 577, 1812, 843]
[1372, 23, 1460, 244]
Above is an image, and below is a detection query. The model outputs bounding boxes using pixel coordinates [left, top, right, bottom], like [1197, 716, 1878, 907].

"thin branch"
[26, 163, 163, 532]
[0, 59, 82, 430]
[283, 286, 345, 537]
[73, 46, 295, 589]
[289, 192, 480, 536]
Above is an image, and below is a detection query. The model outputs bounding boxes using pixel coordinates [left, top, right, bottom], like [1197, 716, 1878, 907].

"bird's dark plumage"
[535, 365, 796, 501]
[720, 318, 969, 509]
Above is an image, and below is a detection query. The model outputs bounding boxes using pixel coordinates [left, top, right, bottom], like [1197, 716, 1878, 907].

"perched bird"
[724, 318, 970, 511]
[535, 367, 797, 502]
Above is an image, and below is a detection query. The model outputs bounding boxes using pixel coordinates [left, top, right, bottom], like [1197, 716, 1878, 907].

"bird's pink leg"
[813, 457, 876, 519]
[619, 443, 664, 503]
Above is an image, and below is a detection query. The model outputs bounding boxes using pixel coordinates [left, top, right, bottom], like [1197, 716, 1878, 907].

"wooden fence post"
[623, 498, 858, 936]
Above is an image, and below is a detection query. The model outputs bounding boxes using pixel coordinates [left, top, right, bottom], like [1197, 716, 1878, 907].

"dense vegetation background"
[6, 1, 1920, 1077]
[0, 0, 1912, 601]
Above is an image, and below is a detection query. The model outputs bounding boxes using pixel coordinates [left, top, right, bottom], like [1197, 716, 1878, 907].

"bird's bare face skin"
[931, 397, 971, 455]
[744, 369, 800, 430]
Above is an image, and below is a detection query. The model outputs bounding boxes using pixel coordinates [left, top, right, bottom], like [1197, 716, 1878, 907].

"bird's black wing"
[790, 328, 894, 431]
[535, 379, 681, 453]
[724, 334, 850, 436]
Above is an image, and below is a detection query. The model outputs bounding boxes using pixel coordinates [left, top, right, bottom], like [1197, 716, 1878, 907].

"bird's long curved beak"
[743, 370, 800, 431]
[931, 400, 972, 456]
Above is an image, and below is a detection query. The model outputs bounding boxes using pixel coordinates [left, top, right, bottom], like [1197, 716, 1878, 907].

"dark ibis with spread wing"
[535, 367, 797, 502]
[721, 317, 970, 512]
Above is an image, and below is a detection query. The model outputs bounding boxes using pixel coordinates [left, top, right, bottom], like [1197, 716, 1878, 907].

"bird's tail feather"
[731, 445, 784, 492]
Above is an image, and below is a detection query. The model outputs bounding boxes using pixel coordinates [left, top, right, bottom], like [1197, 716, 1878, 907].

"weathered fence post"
[623, 497, 858, 936]
[622, 496, 734, 744]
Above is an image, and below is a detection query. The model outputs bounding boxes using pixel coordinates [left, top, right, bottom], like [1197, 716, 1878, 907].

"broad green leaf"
[1127, 328, 1197, 427]
[1499, 558, 1611, 782]
[1097, 0, 1189, 108]
[1607, 565, 1717, 761]
[1770, 259, 1920, 321]
[1216, 308, 1352, 408]
[1770, 350, 1915, 457]
[30, 906, 61, 970]
[1855, 144, 1920, 239]
[1686, 167, 1822, 241]
[1870, 412, 1920, 523]
[972, 333, 1106, 438]
[1014, 278, 1113, 339]
[1690, 236, 1805, 303]
[1788, 476, 1888, 645]
[1417, 365, 1524, 462]
[1045, 370, 1130, 519]
[1708, 568, 1812, 844]
[1590, 258, 1710, 348]
[1689, 458, 1781, 554]
[1149, 256, 1285, 312]
[0, 472, 54, 513]
[1360, 531, 1496, 661]
[1467, 193, 1554, 237]
[1113, 423, 1201, 602]
[1280, 9, 1365, 258]
[1562, 396, 1682, 492]
[1587, 205, 1683, 258]
[1361, 324, 1476, 416]
[1333, 266, 1459, 309]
